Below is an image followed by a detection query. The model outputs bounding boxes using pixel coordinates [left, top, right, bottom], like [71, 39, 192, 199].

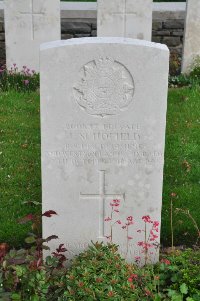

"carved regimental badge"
[73, 57, 135, 117]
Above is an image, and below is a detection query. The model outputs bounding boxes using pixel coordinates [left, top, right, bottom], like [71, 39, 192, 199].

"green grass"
[0, 86, 199, 248]
[162, 86, 200, 247]
[0, 91, 41, 247]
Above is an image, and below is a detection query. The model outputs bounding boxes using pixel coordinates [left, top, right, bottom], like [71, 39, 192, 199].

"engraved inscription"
[80, 170, 125, 238]
[74, 57, 135, 117]
[46, 122, 164, 167]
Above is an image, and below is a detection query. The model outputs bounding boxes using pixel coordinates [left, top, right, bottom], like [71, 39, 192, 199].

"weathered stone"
[97, 0, 153, 40]
[40, 37, 169, 265]
[171, 45, 183, 55]
[0, 33, 5, 41]
[91, 30, 97, 37]
[61, 21, 91, 34]
[92, 22, 97, 30]
[0, 42, 5, 59]
[163, 20, 184, 29]
[74, 33, 91, 38]
[152, 36, 162, 43]
[172, 30, 184, 37]
[182, 0, 200, 73]
[153, 30, 170, 36]
[61, 33, 74, 40]
[152, 21, 162, 31]
[163, 36, 181, 47]
[0, 22, 4, 32]
[4, 0, 60, 72]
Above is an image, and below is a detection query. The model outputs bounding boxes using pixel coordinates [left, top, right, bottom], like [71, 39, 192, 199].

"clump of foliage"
[63, 242, 156, 300]
[168, 74, 194, 88]
[0, 247, 68, 301]
[169, 52, 181, 76]
[1, 239, 200, 300]
[63, 244, 200, 300]
[0, 64, 39, 92]
[190, 56, 200, 80]
[157, 249, 200, 300]
[0, 209, 68, 301]
[169, 55, 200, 88]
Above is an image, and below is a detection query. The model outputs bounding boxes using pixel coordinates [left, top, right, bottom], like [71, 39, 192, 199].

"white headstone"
[97, 0, 152, 41]
[40, 38, 169, 264]
[182, 0, 200, 74]
[4, 0, 61, 72]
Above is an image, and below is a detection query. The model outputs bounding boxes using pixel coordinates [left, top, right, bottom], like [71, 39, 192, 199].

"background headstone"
[40, 37, 169, 264]
[182, 0, 200, 74]
[4, 0, 60, 72]
[97, 0, 152, 40]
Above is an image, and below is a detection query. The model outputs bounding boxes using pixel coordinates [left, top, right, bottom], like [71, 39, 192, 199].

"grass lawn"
[162, 86, 200, 246]
[0, 86, 199, 248]
[0, 91, 41, 248]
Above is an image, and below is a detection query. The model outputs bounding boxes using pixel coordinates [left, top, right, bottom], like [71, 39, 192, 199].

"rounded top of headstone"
[40, 37, 169, 53]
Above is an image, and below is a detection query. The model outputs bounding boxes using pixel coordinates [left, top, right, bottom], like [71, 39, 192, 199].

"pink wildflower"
[24, 79, 29, 85]
[130, 274, 138, 279]
[113, 199, 120, 204]
[142, 215, 152, 223]
[153, 221, 160, 227]
[135, 256, 141, 262]
[161, 258, 171, 265]
[127, 216, 133, 222]
[116, 220, 122, 224]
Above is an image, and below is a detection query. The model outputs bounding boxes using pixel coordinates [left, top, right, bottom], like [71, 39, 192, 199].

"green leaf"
[172, 295, 183, 301]
[9, 250, 17, 258]
[11, 293, 21, 300]
[154, 294, 162, 301]
[171, 275, 179, 282]
[25, 236, 36, 244]
[14, 266, 24, 277]
[42, 244, 50, 250]
[168, 289, 177, 297]
[180, 283, 188, 295]
[30, 295, 39, 301]
[186, 298, 194, 301]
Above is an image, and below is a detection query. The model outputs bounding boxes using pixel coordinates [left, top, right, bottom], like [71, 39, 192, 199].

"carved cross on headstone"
[112, 0, 137, 36]
[20, 0, 44, 40]
[80, 170, 125, 239]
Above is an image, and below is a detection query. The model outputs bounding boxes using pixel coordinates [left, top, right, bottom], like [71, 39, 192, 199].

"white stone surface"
[97, 0, 152, 40]
[0, 2, 187, 22]
[182, 0, 200, 74]
[4, 0, 60, 72]
[40, 37, 169, 264]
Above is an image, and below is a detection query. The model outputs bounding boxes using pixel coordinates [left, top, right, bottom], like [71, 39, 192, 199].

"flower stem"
[170, 198, 174, 250]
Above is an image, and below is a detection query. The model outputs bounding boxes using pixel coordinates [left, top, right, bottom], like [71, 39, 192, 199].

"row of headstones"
[4, 0, 200, 74]
[3, 0, 198, 264]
